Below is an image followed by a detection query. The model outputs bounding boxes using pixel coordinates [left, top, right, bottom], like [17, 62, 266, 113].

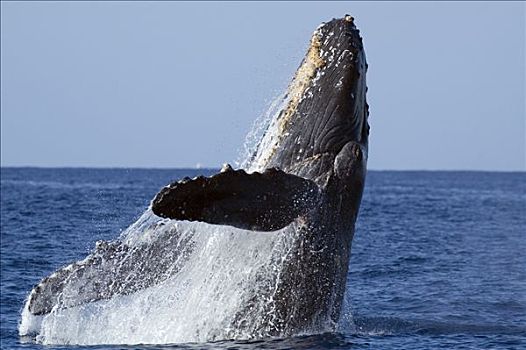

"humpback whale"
[20, 16, 369, 340]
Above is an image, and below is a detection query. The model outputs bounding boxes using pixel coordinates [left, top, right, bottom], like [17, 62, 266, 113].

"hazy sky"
[1, 2, 524, 170]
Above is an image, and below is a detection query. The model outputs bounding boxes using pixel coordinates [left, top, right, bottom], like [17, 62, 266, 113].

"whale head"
[252, 16, 369, 178]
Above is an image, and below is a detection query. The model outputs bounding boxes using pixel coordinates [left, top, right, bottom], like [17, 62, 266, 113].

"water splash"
[20, 207, 302, 345]
[236, 92, 288, 172]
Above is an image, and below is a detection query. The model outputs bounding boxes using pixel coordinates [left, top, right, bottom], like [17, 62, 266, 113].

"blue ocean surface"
[1, 168, 525, 349]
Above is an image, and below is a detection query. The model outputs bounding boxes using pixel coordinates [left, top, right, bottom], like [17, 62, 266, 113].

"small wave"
[352, 315, 526, 337]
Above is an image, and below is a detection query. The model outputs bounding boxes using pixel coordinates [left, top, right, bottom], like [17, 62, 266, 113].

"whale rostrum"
[22, 15, 369, 338]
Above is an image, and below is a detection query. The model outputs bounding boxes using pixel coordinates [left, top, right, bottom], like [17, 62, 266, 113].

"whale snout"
[307, 16, 369, 151]
[259, 16, 370, 172]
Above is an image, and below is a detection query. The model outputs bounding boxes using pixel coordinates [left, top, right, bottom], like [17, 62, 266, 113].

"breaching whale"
[20, 16, 369, 340]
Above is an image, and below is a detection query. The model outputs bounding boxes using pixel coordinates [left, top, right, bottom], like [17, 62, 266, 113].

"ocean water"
[1, 168, 525, 349]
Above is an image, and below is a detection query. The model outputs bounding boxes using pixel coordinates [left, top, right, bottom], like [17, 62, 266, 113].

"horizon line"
[1, 165, 525, 174]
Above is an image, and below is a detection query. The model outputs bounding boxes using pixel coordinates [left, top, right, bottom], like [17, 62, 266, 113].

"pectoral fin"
[151, 166, 320, 231]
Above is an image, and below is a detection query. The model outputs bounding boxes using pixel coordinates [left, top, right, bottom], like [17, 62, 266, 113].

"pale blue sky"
[1, 2, 524, 170]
